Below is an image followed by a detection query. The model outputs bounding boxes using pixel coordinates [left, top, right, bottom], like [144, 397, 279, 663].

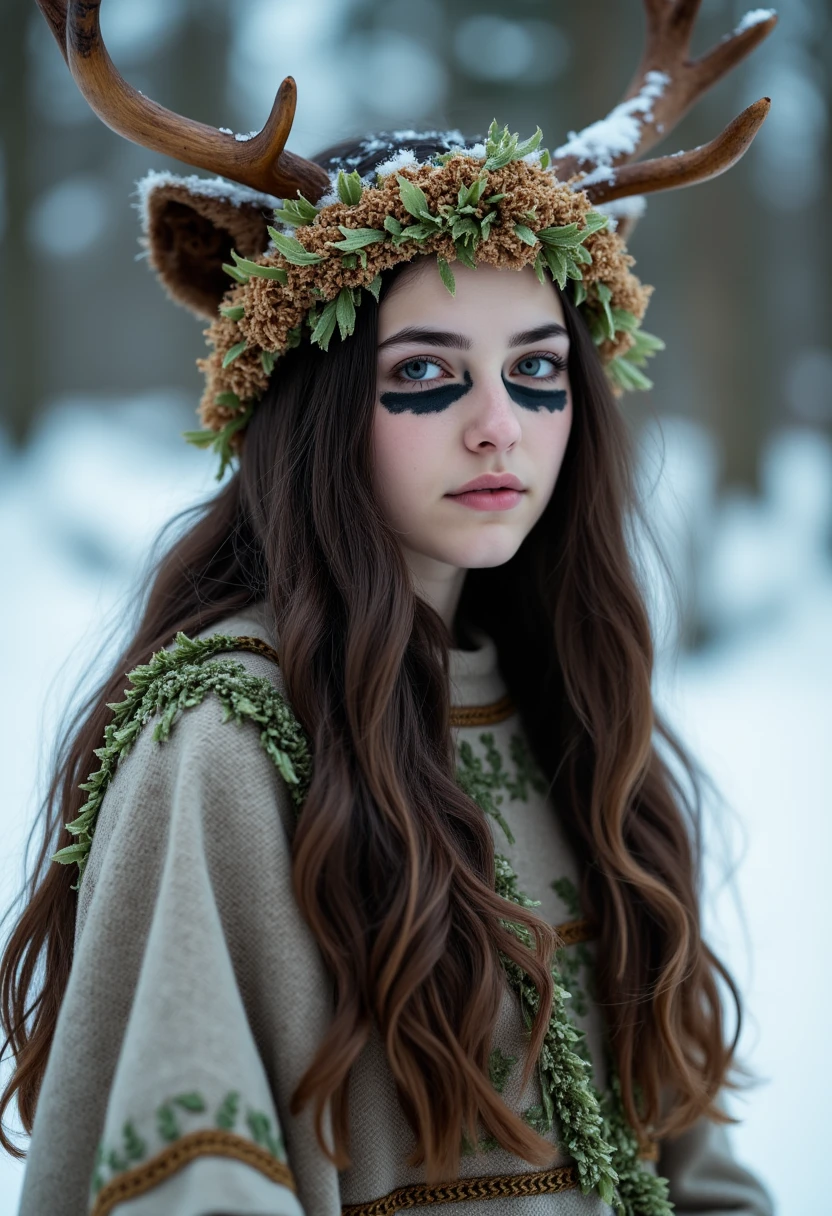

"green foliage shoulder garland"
[54, 631, 672, 1212]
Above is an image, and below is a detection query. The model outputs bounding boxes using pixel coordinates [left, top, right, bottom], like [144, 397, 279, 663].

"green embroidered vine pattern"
[51, 632, 313, 890]
[68, 633, 670, 1212]
[90, 1088, 287, 1198]
[551, 875, 594, 1024]
[455, 729, 548, 848]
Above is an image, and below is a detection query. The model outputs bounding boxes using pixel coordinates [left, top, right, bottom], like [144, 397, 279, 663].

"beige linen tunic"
[18, 601, 773, 1216]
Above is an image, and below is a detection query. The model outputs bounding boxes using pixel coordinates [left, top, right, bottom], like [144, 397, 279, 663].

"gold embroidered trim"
[554, 918, 596, 947]
[341, 1164, 579, 1216]
[450, 694, 516, 728]
[90, 1129, 296, 1216]
[217, 634, 283, 668]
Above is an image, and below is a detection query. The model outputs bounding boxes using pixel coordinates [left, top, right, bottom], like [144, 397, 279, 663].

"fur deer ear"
[136, 171, 279, 319]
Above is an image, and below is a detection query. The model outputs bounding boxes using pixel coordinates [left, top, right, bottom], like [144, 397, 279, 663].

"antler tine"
[34, 0, 69, 63]
[35, 0, 330, 203]
[550, 2, 777, 184]
[584, 97, 770, 205]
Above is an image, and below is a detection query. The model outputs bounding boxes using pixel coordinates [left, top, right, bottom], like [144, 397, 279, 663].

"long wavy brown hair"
[0, 134, 741, 1181]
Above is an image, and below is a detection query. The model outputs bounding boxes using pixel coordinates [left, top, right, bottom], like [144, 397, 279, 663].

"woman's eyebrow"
[377, 322, 568, 352]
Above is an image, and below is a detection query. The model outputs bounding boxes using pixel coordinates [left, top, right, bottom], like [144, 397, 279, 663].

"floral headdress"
[36, 0, 776, 481]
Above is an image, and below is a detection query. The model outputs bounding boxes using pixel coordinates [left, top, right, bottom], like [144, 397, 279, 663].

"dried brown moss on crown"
[196, 154, 653, 436]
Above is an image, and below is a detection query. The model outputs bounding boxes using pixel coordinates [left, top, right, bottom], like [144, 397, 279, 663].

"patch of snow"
[553, 69, 671, 173]
[733, 8, 777, 36]
[458, 141, 486, 161]
[575, 163, 616, 189]
[374, 148, 420, 179]
[593, 194, 647, 231]
[133, 169, 281, 234]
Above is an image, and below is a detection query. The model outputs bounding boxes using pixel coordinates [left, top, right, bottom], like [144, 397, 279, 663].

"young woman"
[2, 4, 779, 1214]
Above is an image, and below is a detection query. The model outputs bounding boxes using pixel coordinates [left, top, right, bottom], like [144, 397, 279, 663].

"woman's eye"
[514, 354, 566, 379]
[395, 357, 445, 383]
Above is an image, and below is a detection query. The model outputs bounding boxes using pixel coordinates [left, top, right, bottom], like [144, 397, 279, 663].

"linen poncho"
[17, 600, 773, 1216]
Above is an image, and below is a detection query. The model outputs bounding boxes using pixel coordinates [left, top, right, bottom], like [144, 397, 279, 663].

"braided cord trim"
[89, 1129, 296, 1216]
[341, 1165, 579, 1216]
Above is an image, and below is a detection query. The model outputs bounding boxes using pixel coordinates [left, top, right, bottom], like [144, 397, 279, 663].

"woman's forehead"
[378, 261, 566, 347]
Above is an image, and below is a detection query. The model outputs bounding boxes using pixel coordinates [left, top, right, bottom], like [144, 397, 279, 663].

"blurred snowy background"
[1, 0, 830, 1212]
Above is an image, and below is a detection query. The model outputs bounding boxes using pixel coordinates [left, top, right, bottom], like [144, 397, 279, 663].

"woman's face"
[373, 258, 573, 597]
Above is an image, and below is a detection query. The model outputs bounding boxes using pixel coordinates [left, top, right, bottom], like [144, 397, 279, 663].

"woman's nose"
[462, 373, 524, 450]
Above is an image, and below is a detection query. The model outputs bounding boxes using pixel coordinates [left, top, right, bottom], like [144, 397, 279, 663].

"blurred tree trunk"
[0, 0, 40, 445]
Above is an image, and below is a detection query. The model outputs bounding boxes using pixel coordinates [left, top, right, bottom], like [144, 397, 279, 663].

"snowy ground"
[0, 395, 829, 1213]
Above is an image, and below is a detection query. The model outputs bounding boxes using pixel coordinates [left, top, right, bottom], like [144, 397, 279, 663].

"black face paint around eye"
[380, 369, 473, 415]
[501, 372, 567, 413]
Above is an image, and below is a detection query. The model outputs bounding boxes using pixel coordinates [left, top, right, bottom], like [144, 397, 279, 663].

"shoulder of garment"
[19, 614, 341, 1216]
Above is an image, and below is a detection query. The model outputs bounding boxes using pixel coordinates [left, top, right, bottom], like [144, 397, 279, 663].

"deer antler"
[34, 0, 330, 203]
[550, 1, 777, 202]
[585, 96, 770, 203]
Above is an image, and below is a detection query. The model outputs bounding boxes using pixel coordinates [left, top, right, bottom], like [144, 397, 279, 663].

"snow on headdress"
[35, 0, 777, 478]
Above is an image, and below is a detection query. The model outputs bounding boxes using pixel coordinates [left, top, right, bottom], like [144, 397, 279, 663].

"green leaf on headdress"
[231, 249, 288, 281]
[273, 194, 319, 226]
[181, 429, 216, 448]
[267, 228, 325, 265]
[436, 256, 456, 296]
[365, 274, 382, 302]
[542, 246, 569, 290]
[537, 222, 582, 248]
[629, 328, 665, 358]
[222, 341, 248, 368]
[222, 262, 249, 284]
[327, 225, 387, 252]
[539, 148, 551, 170]
[609, 307, 639, 334]
[480, 212, 498, 240]
[310, 297, 339, 350]
[483, 193, 506, 205]
[594, 282, 616, 341]
[285, 325, 302, 350]
[337, 169, 364, 205]
[261, 350, 276, 375]
[458, 176, 488, 209]
[220, 304, 246, 321]
[183, 400, 254, 480]
[450, 216, 479, 243]
[399, 221, 442, 242]
[514, 127, 543, 159]
[573, 242, 593, 266]
[454, 239, 477, 270]
[335, 285, 357, 340]
[606, 355, 654, 392]
[214, 391, 242, 409]
[482, 120, 543, 171]
[513, 223, 538, 247]
[582, 211, 609, 237]
[384, 216, 403, 236]
[396, 174, 436, 222]
[573, 280, 587, 307]
[533, 250, 547, 285]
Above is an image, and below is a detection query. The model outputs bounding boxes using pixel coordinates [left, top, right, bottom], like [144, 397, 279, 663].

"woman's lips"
[446, 488, 525, 511]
